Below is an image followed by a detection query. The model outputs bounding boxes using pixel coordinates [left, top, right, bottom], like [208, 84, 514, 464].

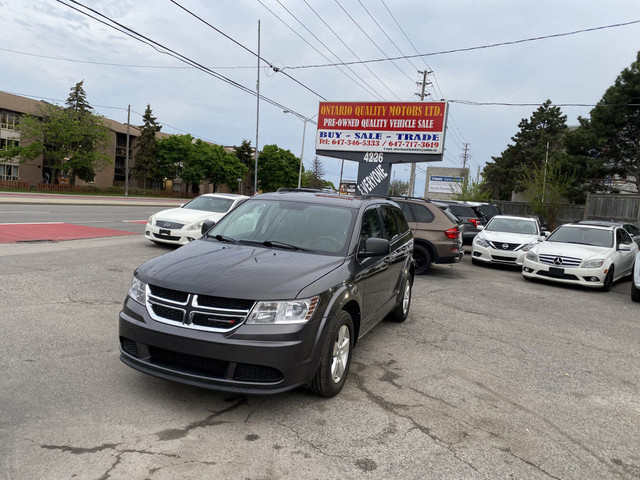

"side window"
[625, 224, 640, 236]
[359, 208, 383, 249]
[381, 206, 399, 240]
[617, 228, 633, 245]
[392, 207, 410, 234]
[412, 204, 435, 223]
[398, 202, 415, 222]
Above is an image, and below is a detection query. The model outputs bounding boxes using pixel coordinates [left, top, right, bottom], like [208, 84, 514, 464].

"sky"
[2, 1, 639, 195]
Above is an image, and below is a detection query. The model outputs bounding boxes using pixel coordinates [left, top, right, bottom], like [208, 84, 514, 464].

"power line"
[54, 0, 311, 121]
[169, 0, 327, 101]
[255, 0, 385, 100]
[282, 19, 640, 70]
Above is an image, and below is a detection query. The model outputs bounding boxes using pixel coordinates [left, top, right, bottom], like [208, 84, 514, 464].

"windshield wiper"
[262, 240, 310, 251]
[212, 234, 237, 243]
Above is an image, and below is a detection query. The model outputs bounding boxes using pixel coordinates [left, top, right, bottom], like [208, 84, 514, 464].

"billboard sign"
[428, 175, 464, 194]
[315, 101, 447, 161]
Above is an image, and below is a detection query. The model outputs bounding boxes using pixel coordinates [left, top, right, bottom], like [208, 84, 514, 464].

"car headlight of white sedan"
[582, 259, 605, 269]
[525, 250, 538, 262]
[474, 236, 491, 248]
[186, 221, 204, 231]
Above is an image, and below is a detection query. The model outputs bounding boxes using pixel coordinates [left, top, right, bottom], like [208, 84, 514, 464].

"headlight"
[525, 250, 538, 262]
[475, 236, 491, 248]
[246, 296, 319, 324]
[187, 221, 203, 231]
[582, 259, 605, 269]
[128, 276, 147, 305]
[148, 215, 155, 224]
[520, 243, 536, 252]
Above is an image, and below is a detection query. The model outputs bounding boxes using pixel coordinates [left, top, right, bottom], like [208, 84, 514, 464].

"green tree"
[388, 179, 410, 196]
[156, 134, 194, 191]
[0, 81, 110, 185]
[257, 144, 300, 192]
[133, 104, 161, 189]
[305, 156, 325, 189]
[452, 178, 492, 202]
[233, 139, 254, 191]
[195, 140, 248, 192]
[483, 100, 568, 200]
[521, 156, 575, 230]
[568, 51, 640, 193]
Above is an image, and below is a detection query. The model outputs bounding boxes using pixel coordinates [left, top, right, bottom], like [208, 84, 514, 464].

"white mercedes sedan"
[471, 215, 544, 266]
[522, 222, 638, 291]
[145, 193, 249, 246]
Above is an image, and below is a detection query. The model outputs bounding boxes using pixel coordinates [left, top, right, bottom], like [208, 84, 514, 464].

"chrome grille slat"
[155, 219, 184, 229]
[146, 284, 255, 332]
[538, 254, 582, 267]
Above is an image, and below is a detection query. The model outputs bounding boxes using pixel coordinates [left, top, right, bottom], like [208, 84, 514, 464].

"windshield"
[183, 196, 234, 213]
[486, 217, 538, 234]
[547, 226, 613, 247]
[209, 199, 355, 255]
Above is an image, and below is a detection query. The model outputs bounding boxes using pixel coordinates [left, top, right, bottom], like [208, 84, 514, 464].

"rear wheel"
[413, 245, 432, 275]
[388, 276, 412, 322]
[602, 266, 614, 292]
[309, 311, 353, 397]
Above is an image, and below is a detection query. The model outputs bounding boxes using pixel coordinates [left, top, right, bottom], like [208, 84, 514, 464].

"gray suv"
[119, 190, 414, 397]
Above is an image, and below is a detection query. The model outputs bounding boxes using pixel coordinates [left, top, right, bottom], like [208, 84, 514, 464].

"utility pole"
[409, 70, 432, 196]
[461, 143, 470, 169]
[253, 20, 260, 195]
[125, 104, 130, 196]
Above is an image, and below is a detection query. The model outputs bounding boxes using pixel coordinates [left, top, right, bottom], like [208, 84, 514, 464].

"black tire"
[632, 281, 640, 302]
[602, 266, 614, 292]
[388, 276, 412, 322]
[309, 311, 354, 397]
[413, 245, 432, 275]
[471, 257, 481, 265]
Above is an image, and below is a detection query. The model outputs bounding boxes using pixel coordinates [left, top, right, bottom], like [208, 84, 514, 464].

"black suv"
[119, 191, 414, 397]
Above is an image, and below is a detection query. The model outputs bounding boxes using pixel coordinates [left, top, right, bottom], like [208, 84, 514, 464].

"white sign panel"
[428, 175, 463, 194]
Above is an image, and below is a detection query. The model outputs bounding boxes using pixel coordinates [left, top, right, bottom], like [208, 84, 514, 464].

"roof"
[0, 91, 51, 115]
[257, 190, 384, 209]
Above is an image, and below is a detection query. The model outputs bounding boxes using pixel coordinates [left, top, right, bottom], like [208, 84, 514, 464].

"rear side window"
[380, 206, 399, 240]
[391, 207, 410, 234]
[449, 205, 477, 218]
[411, 204, 435, 223]
[398, 202, 415, 222]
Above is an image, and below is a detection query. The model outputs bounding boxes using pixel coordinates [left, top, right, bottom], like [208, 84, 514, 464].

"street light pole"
[284, 111, 317, 188]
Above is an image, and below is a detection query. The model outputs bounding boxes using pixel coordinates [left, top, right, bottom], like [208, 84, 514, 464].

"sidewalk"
[0, 191, 185, 207]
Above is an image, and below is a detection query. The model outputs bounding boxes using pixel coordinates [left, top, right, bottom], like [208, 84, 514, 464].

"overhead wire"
[54, 0, 312, 122]
[298, 0, 400, 100]
[255, 0, 385, 101]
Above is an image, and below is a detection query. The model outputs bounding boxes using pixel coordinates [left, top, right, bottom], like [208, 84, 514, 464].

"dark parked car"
[119, 190, 414, 397]
[433, 201, 486, 245]
[393, 197, 463, 274]
[578, 220, 640, 248]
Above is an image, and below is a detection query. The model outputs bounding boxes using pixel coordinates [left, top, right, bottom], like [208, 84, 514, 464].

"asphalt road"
[1, 219, 639, 479]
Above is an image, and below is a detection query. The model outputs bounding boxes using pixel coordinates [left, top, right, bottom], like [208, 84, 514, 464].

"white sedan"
[632, 251, 640, 302]
[522, 223, 638, 291]
[145, 193, 249, 245]
[471, 215, 544, 266]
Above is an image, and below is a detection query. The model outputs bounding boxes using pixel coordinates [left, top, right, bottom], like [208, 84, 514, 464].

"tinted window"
[392, 207, 410, 234]
[449, 205, 477, 218]
[411, 204, 435, 223]
[360, 207, 384, 245]
[381, 206, 399, 239]
[617, 228, 633, 245]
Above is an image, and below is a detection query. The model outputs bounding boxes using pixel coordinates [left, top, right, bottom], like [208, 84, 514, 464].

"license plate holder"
[159, 229, 171, 236]
[548, 266, 564, 277]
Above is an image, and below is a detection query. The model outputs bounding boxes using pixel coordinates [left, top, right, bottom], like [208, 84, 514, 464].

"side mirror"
[619, 243, 632, 252]
[201, 220, 216, 236]
[359, 238, 390, 257]
[477, 225, 485, 231]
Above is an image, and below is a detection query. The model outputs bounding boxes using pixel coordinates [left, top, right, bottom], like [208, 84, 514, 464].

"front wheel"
[309, 311, 354, 397]
[388, 276, 412, 322]
[602, 266, 614, 292]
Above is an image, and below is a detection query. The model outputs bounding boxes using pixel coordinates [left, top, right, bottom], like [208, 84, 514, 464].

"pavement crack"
[501, 447, 563, 480]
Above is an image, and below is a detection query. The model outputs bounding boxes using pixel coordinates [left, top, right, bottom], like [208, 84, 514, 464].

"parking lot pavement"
[1, 238, 639, 479]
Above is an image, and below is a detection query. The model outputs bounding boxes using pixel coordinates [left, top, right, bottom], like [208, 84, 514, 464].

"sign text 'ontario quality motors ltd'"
[315, 101, 447, 155]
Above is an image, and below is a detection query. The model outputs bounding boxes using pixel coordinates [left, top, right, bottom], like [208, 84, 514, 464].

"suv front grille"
[147, 284, 255, 333]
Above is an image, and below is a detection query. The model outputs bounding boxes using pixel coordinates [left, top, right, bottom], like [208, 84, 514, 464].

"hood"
[136, 239, 345, 300]
[533, 241, 611, 261]
[153, 207, 227, 225]
[480, 230, 540, 244]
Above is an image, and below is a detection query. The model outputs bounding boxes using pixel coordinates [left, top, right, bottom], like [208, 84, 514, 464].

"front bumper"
[472, 244, 525, 266]
[145, 222, 199, 245]
[522, 259, 606, 288]
[118, 296, 329, 394]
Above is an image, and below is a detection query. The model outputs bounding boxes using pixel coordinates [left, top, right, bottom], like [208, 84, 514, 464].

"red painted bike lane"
[0, 223, 138, 244]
